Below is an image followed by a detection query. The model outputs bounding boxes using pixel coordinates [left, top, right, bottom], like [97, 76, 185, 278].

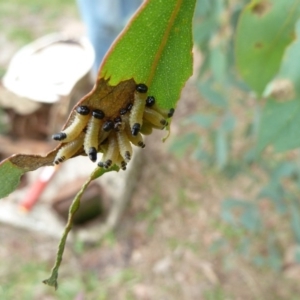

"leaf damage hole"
[251, 1, 272, 17]
[254, 42, 264, 49]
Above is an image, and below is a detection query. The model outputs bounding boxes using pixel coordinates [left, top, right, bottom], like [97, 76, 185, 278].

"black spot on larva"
[114, 117, 122, 123]
[146, 96, 155, 107]
[92, 109, 105, 119]
[168, 108, 175, 118]
[103, 120, 114, 132]
[119, 108, 127, 115]
[114, 117, 122, 131]
[132, 123, 141, 136]
[121, 161, 127, 170]
[160, 119, 168, 126]
[136, 83, 148, 93]
[76, 105, 90, 115]
[125, 151, 131, 160]
[138, 141, 146, 148]
[54, 156, 65, 165]
[52, 132, 67, 141]
[98, 161, 105, 168]
[126, 103, 133, 111]
[88, 147, 97, 162]
[105, 159, 112, 168]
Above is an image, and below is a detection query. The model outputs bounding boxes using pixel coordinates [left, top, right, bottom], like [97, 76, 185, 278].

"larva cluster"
[52, 82, 174, 170]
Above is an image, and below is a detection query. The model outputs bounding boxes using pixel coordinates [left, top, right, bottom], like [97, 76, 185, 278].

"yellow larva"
[151, 106, 174, 119]
[158, 107, 175, 119]
[52, 106, 90, 143]
[143, 107, 168, 129]
[123, 119, 145, 148]
[140, 121, 153, 135]
[51, 82, 176, 168]
[116, 129, 132, 163]
[129, 132, 145, 148]
[146, 96, 175, 119]
[114, 116, 125, 132]
[98, 120, 114, 145]
[115, 154, 127, 171]
[84, 109, 105, 162]
[129, 84, 148, 136]
[98, 133, 119, 168]
[53, 134, 84, 165]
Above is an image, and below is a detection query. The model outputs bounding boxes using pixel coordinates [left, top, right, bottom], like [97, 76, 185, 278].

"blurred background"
[0, 0, 300, 299]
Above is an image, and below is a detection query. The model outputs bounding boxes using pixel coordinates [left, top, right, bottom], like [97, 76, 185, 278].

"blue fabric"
[76, 0, 142, 75]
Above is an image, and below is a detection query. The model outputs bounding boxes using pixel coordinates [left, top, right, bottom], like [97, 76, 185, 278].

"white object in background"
[3, 33, 95, 103]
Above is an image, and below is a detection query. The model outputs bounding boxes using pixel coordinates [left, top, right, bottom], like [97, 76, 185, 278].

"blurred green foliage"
[170, 0, 300, 271]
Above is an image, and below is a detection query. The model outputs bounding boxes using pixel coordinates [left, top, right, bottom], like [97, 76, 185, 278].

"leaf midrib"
[147, 0, 183, 86]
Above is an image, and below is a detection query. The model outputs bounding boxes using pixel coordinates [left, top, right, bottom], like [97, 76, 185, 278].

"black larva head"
[125, 151, 131, 161]
[105, 159, 112, 168]
[121, 161, 127, 170]
[138, 141, 146, 148]
[55, 157, 65, 164]
[119, 108, 127, 115]
[92, 109, 105, 119]
[146, 96, 155, 107]
[76, 105, 90, 115]
[114, 117, 122, 123]
[168, 108, 175, 118]
[131, 123, 141, 136]
[136, 83, 148, 93]
[52, 132, 67, 141]
[160, 119, 168, 126]
[103, 120, 114, 132]
[88, 147, 97, 162]
[114, 117, 123, 131]
[126, 103, 133, 111]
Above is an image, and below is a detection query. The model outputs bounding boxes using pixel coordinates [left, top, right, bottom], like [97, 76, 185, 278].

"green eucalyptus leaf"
[100, 0, 196, 109]
[186, 113, 216, 128]
[0, 160, 25, 198]
[291, 203, 300, 244]
[257, 99, 300, 152]
[209, 46, 227, 84]
[259, 183, 286, 214]
[215, 128, 228, 169]
[235, 0, 300, 96]
[197, 81, 228, 107]
[0, 151, 56, 198]
[264, 19, 300, 101]
[169, 132, 198, 158]
[266, 236, 282, 271]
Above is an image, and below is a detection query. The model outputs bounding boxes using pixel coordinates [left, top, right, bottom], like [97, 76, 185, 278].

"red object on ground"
[20, 166, 58, 211]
